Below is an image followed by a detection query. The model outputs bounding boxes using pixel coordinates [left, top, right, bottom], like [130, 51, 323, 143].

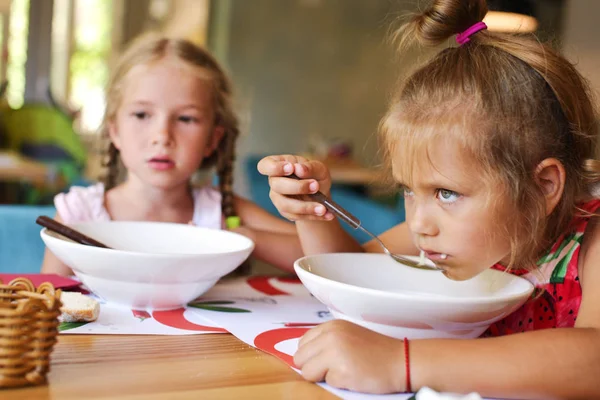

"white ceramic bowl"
[294, 253, 534, 339]
[41, 221, 254, 310]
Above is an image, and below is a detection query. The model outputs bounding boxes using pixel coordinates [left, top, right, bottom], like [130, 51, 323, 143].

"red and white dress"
[485, 200, 600, 336]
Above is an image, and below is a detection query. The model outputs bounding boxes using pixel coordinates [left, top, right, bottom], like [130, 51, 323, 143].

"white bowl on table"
[41, 221, 254, 310]
[294, 253, 534, 339]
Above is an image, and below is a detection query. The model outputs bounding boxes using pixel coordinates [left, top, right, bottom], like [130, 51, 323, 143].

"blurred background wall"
[2, 0, 597, 202]
[213, 0, 410, 195]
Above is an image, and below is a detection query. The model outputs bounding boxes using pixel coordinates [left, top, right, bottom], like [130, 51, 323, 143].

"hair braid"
[101, 142, 120, 190]
[217, 130, 238, 220]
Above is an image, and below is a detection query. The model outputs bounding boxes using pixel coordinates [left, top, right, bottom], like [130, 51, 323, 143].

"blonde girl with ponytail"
[259, 0, 600, 397]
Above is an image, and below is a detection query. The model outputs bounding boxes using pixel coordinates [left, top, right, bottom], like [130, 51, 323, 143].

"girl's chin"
[442, 267, 483, 281]
[141, 178, 190, 191]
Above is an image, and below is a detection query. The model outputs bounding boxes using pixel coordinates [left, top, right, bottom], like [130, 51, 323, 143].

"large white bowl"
[41, 221, 254, 310]
[294, 253, 534, 339]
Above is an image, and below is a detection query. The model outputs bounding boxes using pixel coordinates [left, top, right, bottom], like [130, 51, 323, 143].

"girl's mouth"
[148, 157, 175, 171]
[423, 251, 448, 262]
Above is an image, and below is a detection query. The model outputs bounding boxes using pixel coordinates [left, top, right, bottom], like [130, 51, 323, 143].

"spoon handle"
[36, 216, 112, 249]
[307, 190, 361, 229]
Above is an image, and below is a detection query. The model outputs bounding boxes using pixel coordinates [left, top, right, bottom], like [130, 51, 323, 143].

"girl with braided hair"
[41, 34, 302, 276]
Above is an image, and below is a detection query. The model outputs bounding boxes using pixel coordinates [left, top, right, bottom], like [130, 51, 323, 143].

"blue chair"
[0, 205, 55, 273]
[243, 155, 405, 243]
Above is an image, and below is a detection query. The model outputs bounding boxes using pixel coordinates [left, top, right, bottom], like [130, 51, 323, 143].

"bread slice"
[59, 292, 100, 322]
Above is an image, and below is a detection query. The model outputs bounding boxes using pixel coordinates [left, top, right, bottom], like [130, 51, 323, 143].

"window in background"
[50, 0, 73, 108]
[6, 0, 29, 108]
[51, 0, 112, 134]
[69, 0, 112, 133]
[51, 0, 210, 134]
[0, 0, 10, 86]
[149, 0, 210, 46]
[0, 18, 4, 83]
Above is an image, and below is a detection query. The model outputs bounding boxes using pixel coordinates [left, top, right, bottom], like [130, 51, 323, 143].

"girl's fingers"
[295, 329, 329, 380]
[298, 324, 325, 348]
[259, 155, 335, 221]
[300, 354, 330, 383]
[257, 155, 308, 177]
[269, 192, 328, 218]
[293, 160, 331, 182]
[282, 212, 335, 222]
[304, 212, 335, 221]
[268, 176, 319, 196]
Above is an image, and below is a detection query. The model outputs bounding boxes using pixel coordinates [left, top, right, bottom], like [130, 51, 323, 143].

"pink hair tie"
[456, 21, 487, 45]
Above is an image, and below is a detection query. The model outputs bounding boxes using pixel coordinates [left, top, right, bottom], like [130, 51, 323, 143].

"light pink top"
[54, 183, 223, 229]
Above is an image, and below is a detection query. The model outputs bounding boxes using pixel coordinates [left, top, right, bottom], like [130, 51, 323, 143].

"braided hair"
[100, 33, 240, 222]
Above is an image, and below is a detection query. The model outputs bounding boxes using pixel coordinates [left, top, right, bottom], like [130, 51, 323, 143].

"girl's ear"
[204, 125, 225, 158]
[108, 120, 122, 150]
[535, 158, 566, 216]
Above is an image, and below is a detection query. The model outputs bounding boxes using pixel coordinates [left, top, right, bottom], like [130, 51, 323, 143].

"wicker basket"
[0, 277, 62, 389]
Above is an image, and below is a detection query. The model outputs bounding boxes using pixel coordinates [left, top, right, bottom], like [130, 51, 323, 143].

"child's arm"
[409, 327, 600, 398]
[40, 213, 75, 276]
[258, 155, 420, 256]
[233, 195, 304, 273]
[293, 220, 600, 398]
[296, 322, 600, 398]
[295, 305, 600, 398]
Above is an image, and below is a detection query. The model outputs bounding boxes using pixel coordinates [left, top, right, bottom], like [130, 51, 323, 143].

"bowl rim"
[294, 253, 535, 305]
[40, 220, 255, 258]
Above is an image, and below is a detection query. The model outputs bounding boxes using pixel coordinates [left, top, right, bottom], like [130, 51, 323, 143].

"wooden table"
[5, 334, 337, 399]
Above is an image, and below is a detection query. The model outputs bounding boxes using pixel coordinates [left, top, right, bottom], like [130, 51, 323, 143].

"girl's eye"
[178, 115, 198, 124]
[132, 111, 149, 120]
[436, 188, 460, 204]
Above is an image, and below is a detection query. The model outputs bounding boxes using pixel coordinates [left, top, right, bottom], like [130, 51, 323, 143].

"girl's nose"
[151, 121, 173, 146]
[407, 201, 438, 237]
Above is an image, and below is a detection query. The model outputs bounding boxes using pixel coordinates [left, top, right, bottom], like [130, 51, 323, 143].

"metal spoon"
[289, 175, 442, 271]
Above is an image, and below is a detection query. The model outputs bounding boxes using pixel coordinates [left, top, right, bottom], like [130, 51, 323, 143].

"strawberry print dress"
[484, 200, 600, 336]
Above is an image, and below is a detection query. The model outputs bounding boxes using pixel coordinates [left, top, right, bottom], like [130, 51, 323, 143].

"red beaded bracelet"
[404, 337, 412, 393]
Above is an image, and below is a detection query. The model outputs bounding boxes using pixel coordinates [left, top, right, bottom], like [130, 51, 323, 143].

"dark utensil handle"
[36, 216, 112, 249]
[287, 174, 361, 229]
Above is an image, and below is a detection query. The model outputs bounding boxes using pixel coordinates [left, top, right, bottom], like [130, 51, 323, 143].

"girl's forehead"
[120, 59, 214, 106]
[391, 137, 484, 189]
[124, 59, 207, 88]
